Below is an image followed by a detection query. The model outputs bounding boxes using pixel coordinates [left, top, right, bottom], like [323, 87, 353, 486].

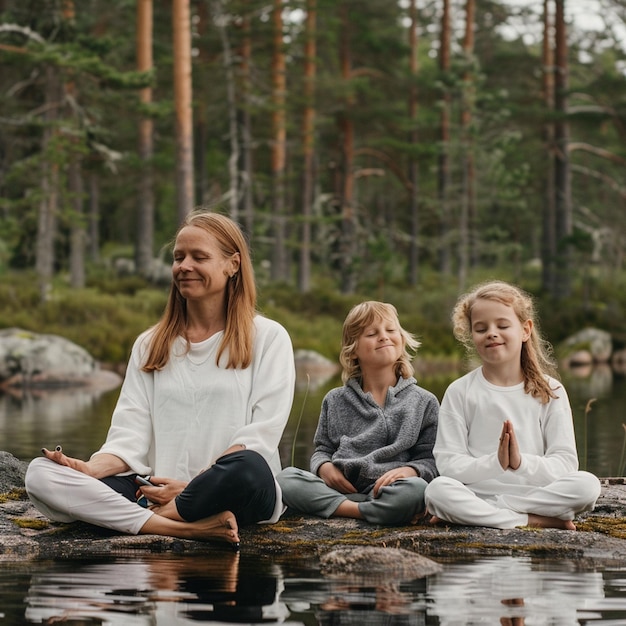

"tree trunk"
[64, 0, 86, 290]
[407, 0, 419, 287]
[136, 0, 154, 277]
[541, 0, 556, 295]
[438, 0, 452, 275]
[339, 2, 356, 294]
[458, 0, 475, 291]
[214, 1, 239, 220]
[173, 0, 195, 222]
[554, 0, 572, 298]
[68, 157, 86, 289]
[298, 0, 317, 293]
[238, 7, 254, 235]
[88, 171, 100, 263]
[36, 68, 61, 302]
[271, 0, 288, 282]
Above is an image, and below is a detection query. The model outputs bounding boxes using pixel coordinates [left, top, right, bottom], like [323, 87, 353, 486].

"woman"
[25, 210, 296, 548]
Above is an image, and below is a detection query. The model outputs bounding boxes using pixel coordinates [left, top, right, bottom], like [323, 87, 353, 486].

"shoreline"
[1, 449, 625, 568]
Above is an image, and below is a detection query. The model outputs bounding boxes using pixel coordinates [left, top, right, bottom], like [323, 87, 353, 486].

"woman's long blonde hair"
[339, 301, 420, 383]
[452, 280, 558, 403]
[142, 210, 257, 372]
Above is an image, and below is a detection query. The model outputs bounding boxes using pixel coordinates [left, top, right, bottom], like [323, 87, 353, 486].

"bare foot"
[428, 515, 443, 525]
[527, 514, 576, 530]
[411, 510, 431, 525]
[141, 510, 240, 546]
[187, 511, 240, 543]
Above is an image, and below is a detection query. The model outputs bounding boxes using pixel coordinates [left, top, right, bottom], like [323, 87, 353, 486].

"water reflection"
[8, 554, 626, 624]
[24, 554, 288, 625]
[426, 556, 605, 624]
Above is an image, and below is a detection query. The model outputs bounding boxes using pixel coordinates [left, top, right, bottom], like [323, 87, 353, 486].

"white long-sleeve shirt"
[93, 315, 295, 520]
[433, 367, 579, 498]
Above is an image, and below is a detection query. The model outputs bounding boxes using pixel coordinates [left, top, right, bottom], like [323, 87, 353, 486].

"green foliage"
[1, 0, 626, 323]
[1, 268, 626, 368]
[0, 273, 166, 363]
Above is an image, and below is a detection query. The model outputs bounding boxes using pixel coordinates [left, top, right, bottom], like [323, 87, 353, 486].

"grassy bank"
[0, 269, 625, 367]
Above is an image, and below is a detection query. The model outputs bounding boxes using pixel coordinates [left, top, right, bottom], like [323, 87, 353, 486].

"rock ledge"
[1, 452, 625, 570]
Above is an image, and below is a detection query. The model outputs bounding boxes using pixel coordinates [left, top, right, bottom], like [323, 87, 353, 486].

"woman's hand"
[498, 420, 521, 471]
[318, 462, 357, 494]
[138, 477, 187, 505]
[41, 448, 128, 479]
[41, 446, 91, 474]
[372, 466, 418, 497]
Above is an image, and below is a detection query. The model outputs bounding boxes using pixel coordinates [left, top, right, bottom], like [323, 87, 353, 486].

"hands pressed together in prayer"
[498, 420, 521, 471]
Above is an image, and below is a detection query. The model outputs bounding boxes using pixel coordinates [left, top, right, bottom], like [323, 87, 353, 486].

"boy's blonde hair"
[339, 301, 420, 383]
[452, 280, 558, 403]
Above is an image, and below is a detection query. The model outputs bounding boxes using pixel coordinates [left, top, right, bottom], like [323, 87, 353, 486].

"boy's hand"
[318, 462, 357, 494]
[372, 467, 418, 497]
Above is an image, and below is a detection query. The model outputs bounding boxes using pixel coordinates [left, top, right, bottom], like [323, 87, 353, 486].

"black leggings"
[100, 449, 277, 527]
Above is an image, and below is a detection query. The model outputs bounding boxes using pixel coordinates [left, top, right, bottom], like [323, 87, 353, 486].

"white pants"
[424, 471, 601, 529]
[25, 457, 153, 535]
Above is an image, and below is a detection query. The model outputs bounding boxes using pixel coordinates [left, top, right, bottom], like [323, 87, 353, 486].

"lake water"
[2, 553, 626, 624]
[1, 365, 626, 623]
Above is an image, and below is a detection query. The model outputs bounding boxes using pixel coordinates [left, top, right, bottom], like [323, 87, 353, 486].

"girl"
[278, 301, 439, 526]
[424, 280, 601, 530]
[26, 211, 295, 547]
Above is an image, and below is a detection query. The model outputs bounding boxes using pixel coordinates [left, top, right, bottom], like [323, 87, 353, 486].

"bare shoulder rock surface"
[1, 452, 626, 570]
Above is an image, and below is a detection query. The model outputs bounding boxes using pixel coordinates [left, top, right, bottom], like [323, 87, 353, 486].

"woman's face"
[172, 225, 240, 303]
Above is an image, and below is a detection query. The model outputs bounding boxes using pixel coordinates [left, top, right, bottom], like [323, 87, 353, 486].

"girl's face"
[354, 315, 403, 371]
[469, 298, 532, 368]
[172, 226, 240, 303]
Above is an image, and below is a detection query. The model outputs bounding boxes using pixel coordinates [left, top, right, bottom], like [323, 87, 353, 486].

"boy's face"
[354, 315, 403, 371]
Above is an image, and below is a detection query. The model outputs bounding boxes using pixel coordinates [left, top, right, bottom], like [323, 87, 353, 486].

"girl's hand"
[372, 466, 418, 497]
[498, 423, 510, 470]
[498, 421, 521, 471]
[137, 477, 187, 505]
[506, 421, 521, 470]
[318, 462, 357, 494]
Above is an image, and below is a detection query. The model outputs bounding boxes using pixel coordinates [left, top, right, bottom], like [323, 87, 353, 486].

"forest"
[0, 0, 625, 362]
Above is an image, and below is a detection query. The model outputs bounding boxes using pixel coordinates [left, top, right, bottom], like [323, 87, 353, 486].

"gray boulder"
[0, 328, 120, 388]
[560, 328, 612, 365]
[320, 546, 443, 579]
[294, 349, 340, 391]
[0, 451, 28, 492]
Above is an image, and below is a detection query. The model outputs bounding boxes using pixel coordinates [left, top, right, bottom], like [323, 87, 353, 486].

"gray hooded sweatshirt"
[310, 376, 439, 492]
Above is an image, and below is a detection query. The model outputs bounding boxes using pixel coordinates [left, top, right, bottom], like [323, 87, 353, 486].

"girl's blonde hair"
[452, 280, 558, 403]
[339, 301, 420, 383]
[142, 209, 257, 372]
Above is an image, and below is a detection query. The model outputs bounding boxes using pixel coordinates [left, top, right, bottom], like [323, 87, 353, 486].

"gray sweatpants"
[277, 466, 428, 526]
